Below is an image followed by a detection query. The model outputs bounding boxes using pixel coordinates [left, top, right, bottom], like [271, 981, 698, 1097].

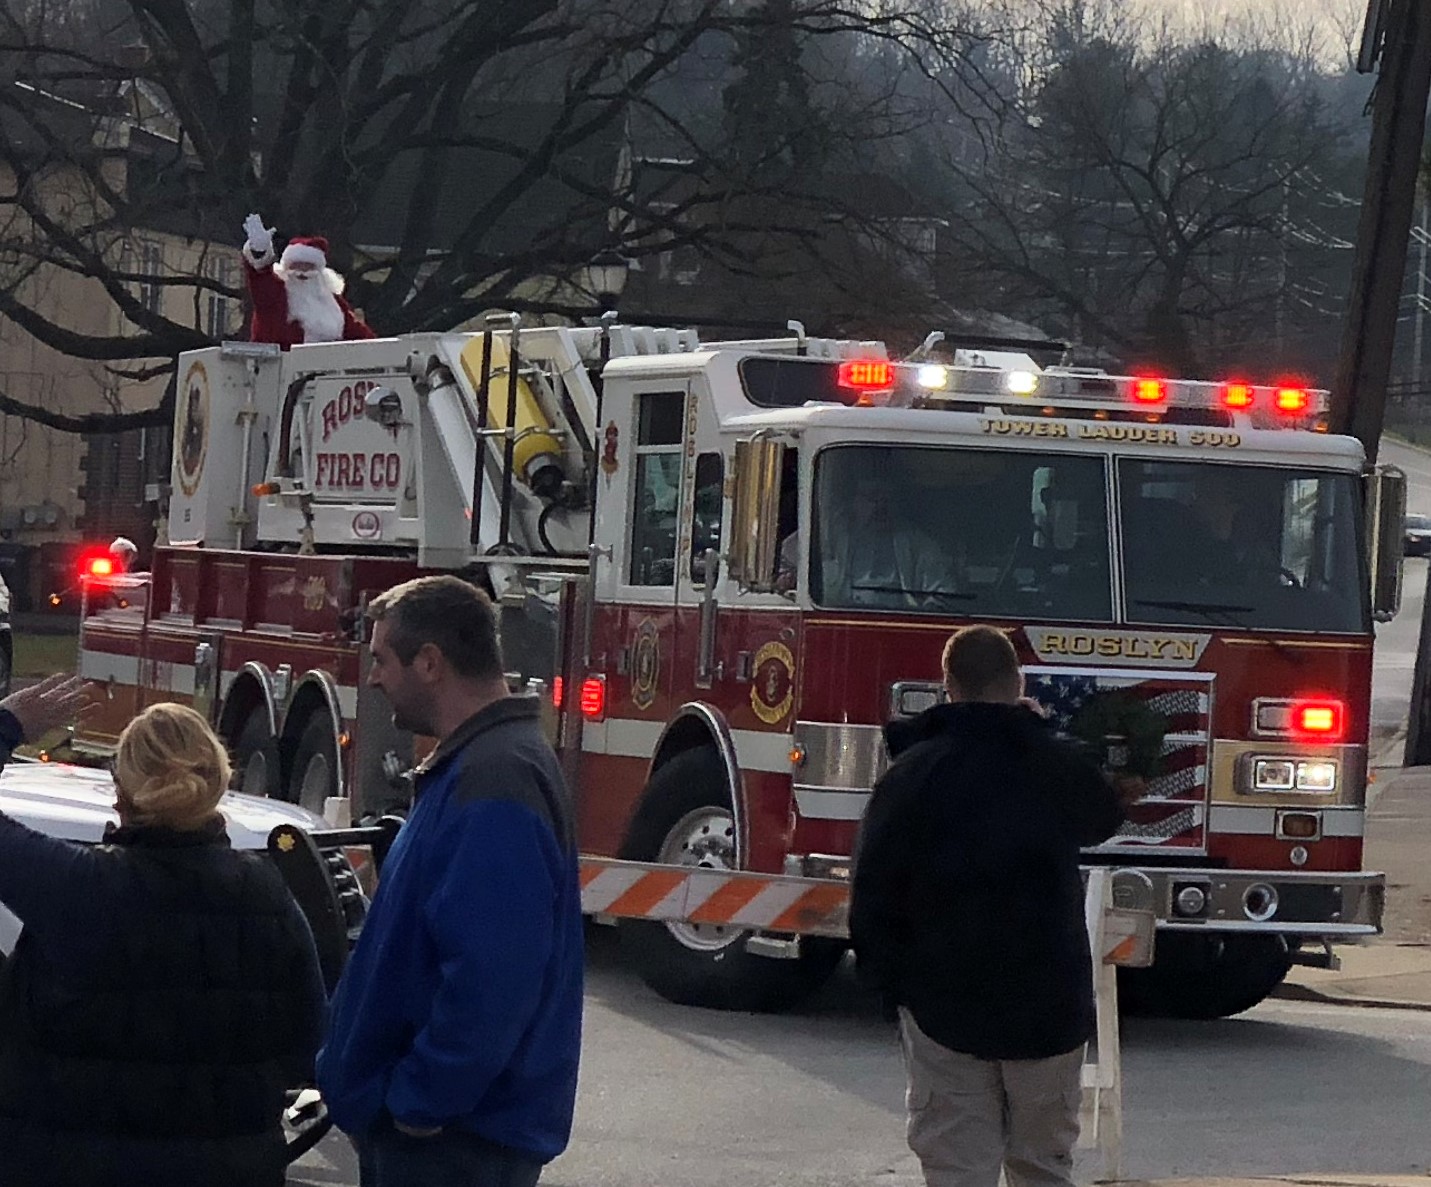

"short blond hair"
[114, 703, 231, 830]
[941, 625, 1022, 702]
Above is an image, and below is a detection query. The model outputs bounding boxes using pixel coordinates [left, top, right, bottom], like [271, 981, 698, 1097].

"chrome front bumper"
[799, 854, 1384, 937]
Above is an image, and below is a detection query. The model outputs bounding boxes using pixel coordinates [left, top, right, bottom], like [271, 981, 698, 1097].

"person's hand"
[393, 1119, 443, 1139]
[1018, 696, 1048, 718]
[1108, 773, 1147, 810]
[1, 673, 94, 741]
[243, 213, 275, 255]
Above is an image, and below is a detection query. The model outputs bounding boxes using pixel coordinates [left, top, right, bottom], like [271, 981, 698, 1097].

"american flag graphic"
[1023, 667, 1211, 851]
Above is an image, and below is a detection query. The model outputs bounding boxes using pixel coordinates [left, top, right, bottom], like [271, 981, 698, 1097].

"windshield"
[1119, 460, 1366, 633]
[811, 445, 1113, 619]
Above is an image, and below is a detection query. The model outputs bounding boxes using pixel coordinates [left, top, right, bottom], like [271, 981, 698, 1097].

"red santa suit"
[242, 234, 376, 350]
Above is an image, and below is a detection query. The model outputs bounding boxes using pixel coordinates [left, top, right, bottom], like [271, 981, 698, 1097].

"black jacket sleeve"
[850, 739, 947, 1000]
[1028, 725, 1124, 847]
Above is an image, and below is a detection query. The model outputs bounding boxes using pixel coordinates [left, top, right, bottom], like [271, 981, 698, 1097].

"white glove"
[243, 213, 275, 256]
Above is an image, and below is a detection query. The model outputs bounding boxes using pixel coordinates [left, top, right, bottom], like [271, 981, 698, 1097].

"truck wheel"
[233, 708, 282, 799]
[618, 747, 844, 1012]
[288, 715, 338, 816]
[1119, 933, 1293, 1020]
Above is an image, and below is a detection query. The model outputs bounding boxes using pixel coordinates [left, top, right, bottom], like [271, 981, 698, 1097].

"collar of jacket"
[884, 701, 1046, 761]
[415, 696, 541, 779]
[102, 815, 229, 849]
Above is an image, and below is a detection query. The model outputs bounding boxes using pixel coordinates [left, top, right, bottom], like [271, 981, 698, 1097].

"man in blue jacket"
[317, 575, 583, 1187]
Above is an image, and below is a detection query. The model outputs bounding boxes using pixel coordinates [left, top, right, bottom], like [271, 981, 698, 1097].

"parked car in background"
[1406, 513, 1431, 558]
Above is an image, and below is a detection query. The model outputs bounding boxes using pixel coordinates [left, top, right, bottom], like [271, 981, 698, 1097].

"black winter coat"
[0, 810, 326, 1187]
[850, 702, 1122, 1060]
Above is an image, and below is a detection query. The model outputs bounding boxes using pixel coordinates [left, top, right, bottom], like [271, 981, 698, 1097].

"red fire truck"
[73, 321, 1399, 1017]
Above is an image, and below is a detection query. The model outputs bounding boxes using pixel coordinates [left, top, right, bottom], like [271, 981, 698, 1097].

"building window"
[136, 241, 163, 314]
[206, 256, 238, 338]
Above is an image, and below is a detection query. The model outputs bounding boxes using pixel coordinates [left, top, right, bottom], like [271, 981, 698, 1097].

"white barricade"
[1078, 868, 1156, 1181]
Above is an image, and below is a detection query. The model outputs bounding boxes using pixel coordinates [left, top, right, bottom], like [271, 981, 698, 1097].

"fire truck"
[72, 319, 1398, 1017]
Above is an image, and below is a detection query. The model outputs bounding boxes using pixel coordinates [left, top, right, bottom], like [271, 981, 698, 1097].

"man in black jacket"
[850, 625, 1138, 1187]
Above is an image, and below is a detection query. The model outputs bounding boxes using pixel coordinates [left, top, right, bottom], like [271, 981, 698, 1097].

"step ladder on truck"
[74, 316, 1394, 1017]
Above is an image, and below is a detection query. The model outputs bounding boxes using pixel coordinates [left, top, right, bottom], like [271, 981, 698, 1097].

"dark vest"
[0, 820, 324, 1187]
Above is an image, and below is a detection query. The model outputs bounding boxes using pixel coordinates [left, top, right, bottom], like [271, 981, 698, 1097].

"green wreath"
[1068, 692, 1169, 778]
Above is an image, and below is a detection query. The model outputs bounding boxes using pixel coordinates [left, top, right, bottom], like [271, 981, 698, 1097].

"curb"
[1272, 980, 1431, 1013]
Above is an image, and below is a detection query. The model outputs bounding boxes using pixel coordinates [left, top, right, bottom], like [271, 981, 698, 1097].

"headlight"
[1253, 759, 1295, 791]
[1249, 757, 1337, 794]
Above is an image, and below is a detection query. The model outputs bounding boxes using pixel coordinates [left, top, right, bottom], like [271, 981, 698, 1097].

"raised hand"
[243, 213, 275, 255]
[1, 673, 94, 742]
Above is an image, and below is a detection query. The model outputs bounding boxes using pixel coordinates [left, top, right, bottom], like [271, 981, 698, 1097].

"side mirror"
[1367, 464, 1406, 623]
[730, 437, 784, 592]
[363, 386, 403, 428]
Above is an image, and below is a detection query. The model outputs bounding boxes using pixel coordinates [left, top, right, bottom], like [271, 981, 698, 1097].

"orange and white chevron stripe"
[581, 859, 850, 938]
[578, 857, 1155, 966]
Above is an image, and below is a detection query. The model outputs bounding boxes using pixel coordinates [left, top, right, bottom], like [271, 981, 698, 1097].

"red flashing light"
[1132, 377, 1167, 404]
[1275, 386, 1310, 414]
[1221, 382, 1254, 410]
[1292, 699, 1343, 739]
[579, 676, 607, 721]
[552, 675, 565, 710]
[86, 556, 114, 578]
[837, 359, 894, 391]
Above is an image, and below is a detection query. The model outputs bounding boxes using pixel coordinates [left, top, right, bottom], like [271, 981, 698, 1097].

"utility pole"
[1414, 195, 1428, 392]
[1330, 0, 1431, 463]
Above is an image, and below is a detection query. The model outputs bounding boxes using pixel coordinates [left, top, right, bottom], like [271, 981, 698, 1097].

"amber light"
[579, 677, 607, 720]
[1293, 699, 1343, 739]
[552, 675, 565, 710]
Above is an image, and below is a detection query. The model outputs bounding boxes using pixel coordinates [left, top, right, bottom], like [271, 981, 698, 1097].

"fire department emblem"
[176, 360, 210, 498]
[631, 619, 660, 710]
[600, 421, 620, 478]
[750, 641, 794, 725]
[302, 575, 328, 611]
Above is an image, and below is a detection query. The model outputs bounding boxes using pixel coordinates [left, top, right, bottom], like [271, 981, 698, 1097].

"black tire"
[287, 714, 339, 815]
[1118, 932, 1293, 1020]
[232, 707, 282, 799]
[618, 747, 845, 1012]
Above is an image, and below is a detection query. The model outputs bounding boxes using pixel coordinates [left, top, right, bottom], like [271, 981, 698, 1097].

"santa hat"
[280, 236, 329, 270]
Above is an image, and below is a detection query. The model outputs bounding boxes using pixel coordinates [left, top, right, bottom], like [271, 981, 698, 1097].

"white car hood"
[0, 758, 330, 846]
[0, 760, 331, 954]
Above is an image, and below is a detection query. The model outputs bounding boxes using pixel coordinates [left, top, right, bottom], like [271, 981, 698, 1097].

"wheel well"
[278, 681, 337, 781]
[646, 707, 745, 865]
[651, 715, 720, 773]
[217, 673, 270, 746]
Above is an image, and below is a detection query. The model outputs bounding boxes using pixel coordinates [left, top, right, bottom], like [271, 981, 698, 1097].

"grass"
[13, 630, 79, 680]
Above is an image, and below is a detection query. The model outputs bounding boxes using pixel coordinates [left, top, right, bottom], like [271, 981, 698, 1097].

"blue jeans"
[353, 1127, 544, 1187]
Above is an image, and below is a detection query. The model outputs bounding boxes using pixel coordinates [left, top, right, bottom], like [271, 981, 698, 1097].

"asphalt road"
[289, 928, 1431, 1187]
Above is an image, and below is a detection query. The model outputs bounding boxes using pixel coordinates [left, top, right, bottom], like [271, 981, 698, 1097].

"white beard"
[283, 273, 346, 343]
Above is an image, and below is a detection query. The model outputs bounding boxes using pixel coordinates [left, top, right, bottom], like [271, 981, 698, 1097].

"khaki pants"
[898, 1009, 1083, 1187]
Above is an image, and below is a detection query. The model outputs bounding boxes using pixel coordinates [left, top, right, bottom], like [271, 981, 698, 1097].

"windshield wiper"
[850, 584, 976, 601]
[1131, 599, 1300, 663]
[1132, 598, 1255, 615]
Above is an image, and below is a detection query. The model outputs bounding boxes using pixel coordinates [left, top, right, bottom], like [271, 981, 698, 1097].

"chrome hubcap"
[656, 806, 741, 952]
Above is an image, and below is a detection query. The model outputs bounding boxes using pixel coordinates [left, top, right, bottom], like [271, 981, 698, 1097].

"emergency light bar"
[898, 361, 1329, 421]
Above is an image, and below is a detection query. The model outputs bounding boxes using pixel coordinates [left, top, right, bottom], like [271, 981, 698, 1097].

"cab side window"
[689, 452, 723, 584]
[629, 393, 684, 586]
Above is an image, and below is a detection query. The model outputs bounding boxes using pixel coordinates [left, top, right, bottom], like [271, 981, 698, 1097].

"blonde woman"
[0, 684, 325, 1187]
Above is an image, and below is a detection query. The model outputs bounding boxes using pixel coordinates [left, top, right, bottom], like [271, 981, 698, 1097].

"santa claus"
[241, 213, 376, 349]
